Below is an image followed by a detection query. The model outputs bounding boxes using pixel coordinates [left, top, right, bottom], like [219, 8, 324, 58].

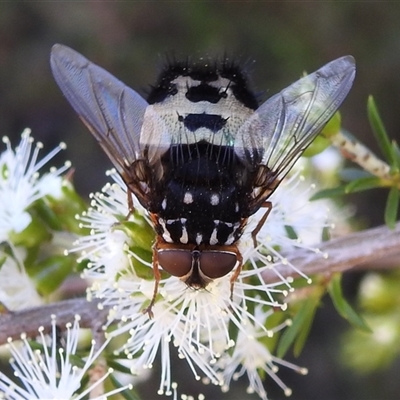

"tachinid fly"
[50, 45, 355, 316]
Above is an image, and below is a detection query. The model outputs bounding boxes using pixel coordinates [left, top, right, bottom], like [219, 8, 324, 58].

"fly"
[50, 45, 355, 316]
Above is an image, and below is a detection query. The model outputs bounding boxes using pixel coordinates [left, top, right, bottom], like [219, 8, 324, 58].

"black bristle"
[146, 56, 259, 110]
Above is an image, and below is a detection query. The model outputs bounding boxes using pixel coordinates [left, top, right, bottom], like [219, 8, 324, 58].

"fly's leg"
[142, 247, 161, 319]
[251, 201, 272, 248]
[229, 246, 243, 301]
[126, 188, 135, 218]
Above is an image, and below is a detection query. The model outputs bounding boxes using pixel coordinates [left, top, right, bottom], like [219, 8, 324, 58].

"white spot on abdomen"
[196, 233, 203, 245]
[210, 193, 220, 206]
[180, 218, 188, 243]
[158, 218, 173, 243]
[183, 192, 194, 204]
[225, 234, 235, 245]
[180, 226, 189, 244]
[209, 227, 219, 245]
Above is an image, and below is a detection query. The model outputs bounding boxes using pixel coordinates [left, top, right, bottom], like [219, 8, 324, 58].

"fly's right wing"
[235, 56, 356, 212]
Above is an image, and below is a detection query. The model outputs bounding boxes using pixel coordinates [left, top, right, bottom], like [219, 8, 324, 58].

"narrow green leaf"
[109, 374, 141, 400]
[277, 298, 317, 358]
[0, 255, 6, 270]
[284, 225, 298, 240]
[321, 226, 331, 242]
[107, 359, 132, 374]
[390, 140, 400, 172]
[384, 186, 399, 229]
[33, 198, 63, 231]
[328, 274, 371, 332]
[309, 186, 347, 201]
[345, 176, 382, 194]
[367, 96, 393, 164]
[293, 300, 318, 357]
[228, 318, 240, 355]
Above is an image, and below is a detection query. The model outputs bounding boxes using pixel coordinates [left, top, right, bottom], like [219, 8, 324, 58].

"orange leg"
[142, 246, 161, 319]
[126, 188, 135, 218]
[251, 201, 272, 248]
[229, 245, 243, 301]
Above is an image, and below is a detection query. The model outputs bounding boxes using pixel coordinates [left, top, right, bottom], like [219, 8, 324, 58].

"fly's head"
[155, 240, 239, 289]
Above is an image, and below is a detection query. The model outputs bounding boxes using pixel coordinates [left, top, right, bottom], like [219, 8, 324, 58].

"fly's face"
[50, 45, 355, 314]
[156, 242, 239, 289]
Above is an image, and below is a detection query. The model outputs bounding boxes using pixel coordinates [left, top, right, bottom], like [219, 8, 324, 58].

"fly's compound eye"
[158, 249, 192, 278]
[199, 251, 237, 279]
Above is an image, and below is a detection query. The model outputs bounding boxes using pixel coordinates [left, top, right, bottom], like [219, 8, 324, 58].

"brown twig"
[0, 222, 399, 345]
[263, 221, 400, 281]
[0, 298, 107, 344]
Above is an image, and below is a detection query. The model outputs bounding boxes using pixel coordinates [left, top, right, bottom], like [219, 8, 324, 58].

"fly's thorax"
[146, 59, 258, 149]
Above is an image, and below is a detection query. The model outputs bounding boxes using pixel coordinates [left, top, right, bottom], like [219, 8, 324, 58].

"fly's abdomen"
[153, 143, 249, 246]
[155, 183, 245, 246]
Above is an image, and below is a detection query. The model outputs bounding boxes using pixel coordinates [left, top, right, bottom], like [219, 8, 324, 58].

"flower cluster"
[74, 169, 328, 399]
[0, 129, 72, 311]
[0, 315, 131, 400]
[0, 129, 67, 243]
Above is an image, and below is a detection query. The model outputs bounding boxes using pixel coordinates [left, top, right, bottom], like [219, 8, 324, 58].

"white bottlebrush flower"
[241, 170, 331, 289]
[216, 305, 308, 400]
[107, 273, 287, 398]
[0, 128, 69, 242]
[0, 250, 43, 311]
[72, 167, 330, 399]
[0, 315, 131, 400]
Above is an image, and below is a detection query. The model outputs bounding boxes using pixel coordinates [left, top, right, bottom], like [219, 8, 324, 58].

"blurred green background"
[1, 3, 400, 400]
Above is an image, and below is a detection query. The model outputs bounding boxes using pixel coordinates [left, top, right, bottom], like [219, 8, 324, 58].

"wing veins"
[234, 56, 355, 212]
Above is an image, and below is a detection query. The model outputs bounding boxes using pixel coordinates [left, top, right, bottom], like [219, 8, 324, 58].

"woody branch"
[0, 222, 399, 345]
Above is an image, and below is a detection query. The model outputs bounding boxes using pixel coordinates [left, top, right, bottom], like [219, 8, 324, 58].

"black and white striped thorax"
[146, 60, 258, 246]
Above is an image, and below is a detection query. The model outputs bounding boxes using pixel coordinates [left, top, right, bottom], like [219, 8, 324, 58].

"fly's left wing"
[234, 56, 356, 212]
[50, 44, 170, 208]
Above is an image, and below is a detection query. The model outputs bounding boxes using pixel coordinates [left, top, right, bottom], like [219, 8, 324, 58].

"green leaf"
[107, 359, 132, 374]
[277, 297, 318, 358]
[228, 317, 240, 354]
[390, 140, 400, 173]
[293, 300, 319, 357]
[321, 226, 331, 242]
[309, 186, 347, 201]
[30, 255, 75, 295]
[45, 183, 88, 234]
[321, 111, 342, 138]
[108, 374, 141, 400]
[33, 198, 63, 231]
[121, 217, 155, 251]
[0, 255, 6, 270]
[284, 225, 298, 240]
[367, 96, 393, 164]
[345, 176, 383, 193]
[328, 274, 371, 332]
[8, 215, 51, 248]
[384, 186, 399, 229]
[302, 135, 330, 157]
